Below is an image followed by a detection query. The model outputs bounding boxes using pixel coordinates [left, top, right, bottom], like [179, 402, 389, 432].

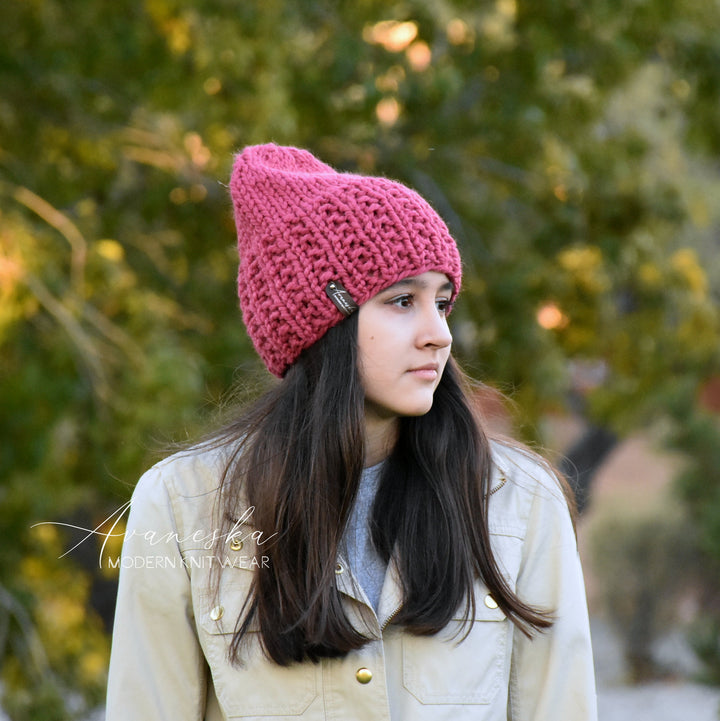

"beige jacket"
[106, 442, 597, 720]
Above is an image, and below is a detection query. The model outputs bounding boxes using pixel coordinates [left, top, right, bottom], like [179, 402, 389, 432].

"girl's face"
[357, 271, 453, 422]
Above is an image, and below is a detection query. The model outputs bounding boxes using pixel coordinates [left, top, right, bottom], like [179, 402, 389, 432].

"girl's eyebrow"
[382, 277, 454, 293]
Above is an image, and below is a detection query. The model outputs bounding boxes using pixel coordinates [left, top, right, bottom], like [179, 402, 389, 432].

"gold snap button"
[209, 605, 224, 621]
[335, 563, 344, 574]
[484, 594, 498, 610]
[230, 537, 244, 551]
[355, 667, 372, 684]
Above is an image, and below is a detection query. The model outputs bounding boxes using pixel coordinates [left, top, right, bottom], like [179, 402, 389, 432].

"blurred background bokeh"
[2, 1, 720, 718]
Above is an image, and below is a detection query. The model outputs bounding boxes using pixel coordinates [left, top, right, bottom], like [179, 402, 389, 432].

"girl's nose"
[417, 304, 453, 349]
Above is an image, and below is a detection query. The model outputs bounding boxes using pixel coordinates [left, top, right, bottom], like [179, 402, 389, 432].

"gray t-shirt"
[341, 462, 387, 612]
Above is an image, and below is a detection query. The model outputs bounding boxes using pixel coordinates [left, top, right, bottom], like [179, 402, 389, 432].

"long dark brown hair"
[208, 312, 556, 666]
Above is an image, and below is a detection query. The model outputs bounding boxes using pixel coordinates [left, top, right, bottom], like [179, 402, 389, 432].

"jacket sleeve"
[106, 464, 207, 720]
[507, 473, 598, 721]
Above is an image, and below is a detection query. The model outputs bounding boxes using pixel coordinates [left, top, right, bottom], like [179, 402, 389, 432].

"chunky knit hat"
[230, 143, 462, 376]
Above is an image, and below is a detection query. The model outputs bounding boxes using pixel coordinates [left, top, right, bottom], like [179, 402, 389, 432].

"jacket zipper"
[381, 603, 402, 632]
[488, 474, 507, 496]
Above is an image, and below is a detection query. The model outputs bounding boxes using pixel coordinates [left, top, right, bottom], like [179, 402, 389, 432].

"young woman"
[106, 144, 597, 720]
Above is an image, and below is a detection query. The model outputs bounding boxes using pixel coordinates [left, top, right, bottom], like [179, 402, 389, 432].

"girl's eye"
[436, 299, 453, 315]
[388, 294, 413, 308]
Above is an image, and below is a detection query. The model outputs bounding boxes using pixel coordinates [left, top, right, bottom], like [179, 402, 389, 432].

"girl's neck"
[363, 413, 398, 468]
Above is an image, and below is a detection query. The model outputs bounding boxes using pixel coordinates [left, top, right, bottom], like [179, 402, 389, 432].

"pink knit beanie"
[230, 143, 462, 377]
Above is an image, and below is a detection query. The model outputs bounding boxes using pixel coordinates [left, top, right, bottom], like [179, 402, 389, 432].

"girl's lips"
[408, 367, 439, 381]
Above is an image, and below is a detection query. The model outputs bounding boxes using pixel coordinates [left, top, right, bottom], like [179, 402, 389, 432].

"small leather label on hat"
[325, 281, 358, 316]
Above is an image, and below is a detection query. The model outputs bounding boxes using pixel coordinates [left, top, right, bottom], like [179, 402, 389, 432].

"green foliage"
[588, 501, 699, 681]
[2, 0, 720, 712]
[672, 413, 720, 555]
[689, 616, 720, 686]
[0, 527, 109, 721]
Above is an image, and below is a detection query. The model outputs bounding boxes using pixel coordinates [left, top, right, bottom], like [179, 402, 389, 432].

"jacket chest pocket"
[401, 532, 521, 707]
[197, 580, 318, 718]
[401, 597, 510, 706]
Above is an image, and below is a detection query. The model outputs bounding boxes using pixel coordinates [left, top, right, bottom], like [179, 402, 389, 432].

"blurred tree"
[2, 0, 720, 715]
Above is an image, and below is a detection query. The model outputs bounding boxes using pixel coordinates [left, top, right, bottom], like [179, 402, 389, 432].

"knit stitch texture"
[230, 143, 462, 376]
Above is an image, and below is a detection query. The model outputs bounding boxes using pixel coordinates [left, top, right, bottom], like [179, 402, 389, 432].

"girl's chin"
[364, 399, 435, 420]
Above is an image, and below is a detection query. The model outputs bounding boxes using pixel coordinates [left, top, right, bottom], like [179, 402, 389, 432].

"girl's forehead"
[379, 271, 454, 293]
